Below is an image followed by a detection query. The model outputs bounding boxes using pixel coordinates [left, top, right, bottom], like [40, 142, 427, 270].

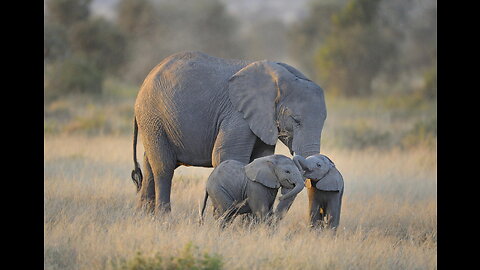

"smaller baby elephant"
[293, 154, 344, 230]
[200, 155, 305, 226]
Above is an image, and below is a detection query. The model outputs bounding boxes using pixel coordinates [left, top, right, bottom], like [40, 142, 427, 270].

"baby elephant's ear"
[245, 159, 280, 189]
[315, 168, 344, 191]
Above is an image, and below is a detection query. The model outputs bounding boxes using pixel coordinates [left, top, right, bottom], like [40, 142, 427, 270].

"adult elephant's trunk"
[279, 174, 305, 201]
[291, 124, 323, 158]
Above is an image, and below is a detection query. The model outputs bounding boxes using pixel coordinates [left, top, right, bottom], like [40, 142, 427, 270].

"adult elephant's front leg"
[250, 137, 275, 162]
[211, 118, 257, 166]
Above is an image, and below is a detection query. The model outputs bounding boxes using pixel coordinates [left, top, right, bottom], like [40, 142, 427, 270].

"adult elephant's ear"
[228, 61, 288, 145]
[315, 168, 344, 191]
[245, 158, 280, 189]
[276, 62, 311, 82]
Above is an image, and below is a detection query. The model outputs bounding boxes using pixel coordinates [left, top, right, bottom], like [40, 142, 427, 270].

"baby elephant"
[200, 155, 305, 226]
[293, 154, 344, 230]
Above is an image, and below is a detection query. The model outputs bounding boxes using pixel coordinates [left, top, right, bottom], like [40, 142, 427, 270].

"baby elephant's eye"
[316, 163, 322, 167]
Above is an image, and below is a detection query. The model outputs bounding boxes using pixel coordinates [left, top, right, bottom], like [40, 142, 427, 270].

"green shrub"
[63, 113, 111, 135]
[112, 242, 223, 270]
[333, 120, 392, 149]
[69, 17, 127, 75]
[45, 56, 103, 99]
[400, 118, 437, 149]
[420, 66, 437, 100]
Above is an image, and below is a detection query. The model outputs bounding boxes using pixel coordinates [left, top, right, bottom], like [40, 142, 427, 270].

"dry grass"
[44, 135, 436, 269]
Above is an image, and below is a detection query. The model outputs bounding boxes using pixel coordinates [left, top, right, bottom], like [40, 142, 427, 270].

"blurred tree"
[44, 21, 69, 62]
[243, 19, 289, 61]
[288, 1, 344, 76]
[45, 56, 102, 98]
[44, 0, 127, 98]
[69, 17, 127, 75]
[189, 0, 243, 59]
[376, 0, 436, 96]
[45, 0, 91, 28]
[117, 0, 244, 84]
[333, 0, 380, 26]
[313, 0, 396, 96]
[421, 64, 436, 99]
[289, 0, 436, 98]
[116, 0, 158, 38]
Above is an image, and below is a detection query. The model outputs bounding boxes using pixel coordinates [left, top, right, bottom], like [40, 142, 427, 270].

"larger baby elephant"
[200, 155, 304, 226]
[293, 154, 344, 230]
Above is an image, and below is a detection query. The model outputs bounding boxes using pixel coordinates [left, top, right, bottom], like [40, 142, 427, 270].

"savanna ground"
[44, 85, 436, 269]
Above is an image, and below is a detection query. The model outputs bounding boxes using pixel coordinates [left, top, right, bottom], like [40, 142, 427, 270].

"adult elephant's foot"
[154, 202, 172, 217]
[136, 199, 155, 216]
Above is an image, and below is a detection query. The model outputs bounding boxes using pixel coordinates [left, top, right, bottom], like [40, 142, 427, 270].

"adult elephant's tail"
[131, 117, 143, 192]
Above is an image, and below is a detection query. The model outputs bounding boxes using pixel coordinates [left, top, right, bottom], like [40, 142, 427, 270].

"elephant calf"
[293, 154, 344, 230]
[200, 155, 304, 226]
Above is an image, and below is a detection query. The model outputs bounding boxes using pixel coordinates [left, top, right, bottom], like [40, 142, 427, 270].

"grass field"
[44, 137, 436, 269]
[44, 93, 436, 269]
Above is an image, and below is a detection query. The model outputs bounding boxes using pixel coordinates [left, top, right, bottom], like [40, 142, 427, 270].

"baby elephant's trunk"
[279, 176, 304, 201]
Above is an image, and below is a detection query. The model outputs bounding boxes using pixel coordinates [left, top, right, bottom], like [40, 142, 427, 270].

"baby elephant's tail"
[199, 191, 209, 225]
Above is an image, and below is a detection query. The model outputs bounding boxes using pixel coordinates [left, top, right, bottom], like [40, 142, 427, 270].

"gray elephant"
[200, 155, 304, 226]
[131, 51, 327, 215]
[293, 154, 344, 230]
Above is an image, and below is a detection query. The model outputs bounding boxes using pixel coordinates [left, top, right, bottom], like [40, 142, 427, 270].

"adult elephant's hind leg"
[143, 133, 176, 216]
[137, 153, 155, 214]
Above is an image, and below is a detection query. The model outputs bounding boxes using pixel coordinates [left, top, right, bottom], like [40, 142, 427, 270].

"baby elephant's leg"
[308, 186, 322, 227]
[320, 190, 343, 230]
[327, 190, 343, 230]
[211, 192, 238, 228]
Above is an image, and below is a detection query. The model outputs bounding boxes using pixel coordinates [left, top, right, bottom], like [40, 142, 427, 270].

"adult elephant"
[131, 51, 327, 215]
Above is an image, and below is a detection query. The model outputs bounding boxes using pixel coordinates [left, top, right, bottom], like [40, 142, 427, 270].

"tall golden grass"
[44, 135, 436, 269]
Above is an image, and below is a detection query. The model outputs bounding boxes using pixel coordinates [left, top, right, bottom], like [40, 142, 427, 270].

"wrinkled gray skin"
[293, 154, 344, 230]
[131, 51, 327, 215]
[200, 155, 304, 226]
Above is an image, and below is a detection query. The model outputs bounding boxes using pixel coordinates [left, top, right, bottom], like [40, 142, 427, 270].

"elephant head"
[244, 155, 305, 201]
[228, 61, 327, 157]
[293, 154, 343, 191]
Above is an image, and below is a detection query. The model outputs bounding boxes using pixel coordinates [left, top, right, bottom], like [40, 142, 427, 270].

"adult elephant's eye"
[285, 170, 290, 174]
[317, 163, 321, 167]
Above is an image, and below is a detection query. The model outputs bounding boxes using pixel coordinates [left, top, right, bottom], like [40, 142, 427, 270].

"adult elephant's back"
[134, 51, 251, 167]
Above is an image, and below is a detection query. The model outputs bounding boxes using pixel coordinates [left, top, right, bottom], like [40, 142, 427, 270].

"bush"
[69, 17, 127, 75]
[63, 113, 110, 135]
[45, 0, 91, 28]
[44, 22, 69, 62]
[45, 56, 103, 99]
[313, 0, 396, 97]
[420, 66, 437, 100]
[112, 242, 223, 270]
[333, 120, 392, 149]
[400, 118, 437, 149]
